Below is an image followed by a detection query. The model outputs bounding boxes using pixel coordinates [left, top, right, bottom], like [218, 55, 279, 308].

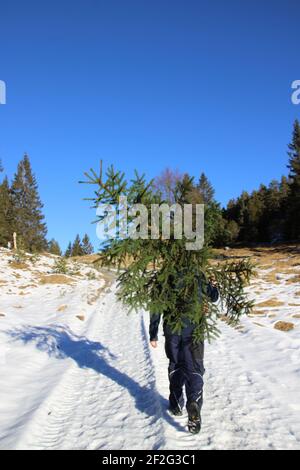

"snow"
[0, 247, 300, 450]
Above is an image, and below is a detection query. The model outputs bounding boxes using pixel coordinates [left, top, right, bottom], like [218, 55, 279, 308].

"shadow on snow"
[7, 324, 187, 441]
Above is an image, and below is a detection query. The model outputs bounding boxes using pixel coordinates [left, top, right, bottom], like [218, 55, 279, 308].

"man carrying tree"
[149, 269, 219, 434]
[82, 162, 254, 436]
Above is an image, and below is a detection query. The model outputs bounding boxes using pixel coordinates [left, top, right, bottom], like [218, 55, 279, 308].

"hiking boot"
[187, 401, 201, 434]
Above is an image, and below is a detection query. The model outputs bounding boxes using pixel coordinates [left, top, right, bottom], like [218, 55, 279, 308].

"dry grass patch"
[256, 299, 285, 308]
[270, 261, 292, 271]
[19, 284, 37, 289]
[0, 280, 8, 285]
[10, 262, 29, 270]
[57, 304, 68, 312]
[259, 264, 274, 270]
[251, 309, 268, 316]
[71, 254, 101, 265]
[76, 314, 85, 321]
[291, 314, 300, 319]
[39, 275, 74, 285]
[274, 321, 295, 332]
[0, 312, 6, 317]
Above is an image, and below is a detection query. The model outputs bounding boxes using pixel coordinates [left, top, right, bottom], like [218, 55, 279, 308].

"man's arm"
[149, 313, 161, 342]
[206, 282, 219, 303]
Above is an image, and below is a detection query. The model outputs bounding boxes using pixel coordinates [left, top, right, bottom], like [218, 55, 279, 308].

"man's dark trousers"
[164, 328, 205, 411]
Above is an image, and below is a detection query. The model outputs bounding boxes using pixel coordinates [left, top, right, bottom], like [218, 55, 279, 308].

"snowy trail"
[152, 319, 300, 450]
[1, 279, 300, 449]
[12, 288, 166, 450]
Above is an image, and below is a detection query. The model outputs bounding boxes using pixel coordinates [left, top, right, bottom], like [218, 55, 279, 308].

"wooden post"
[13, 232, 17, 250]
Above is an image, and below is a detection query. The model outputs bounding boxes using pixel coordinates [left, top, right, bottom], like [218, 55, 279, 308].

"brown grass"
[19, 284, 37, 289]
[256, 299, 285, 308]
[259, 264, 274, 270]
[10, 262, 29, 270]
[274, 321, 295, 332]
[291, 314, 300, 319]
[251, 309, 268, 316]
[71, 254, 101, 265]
[57, 304, 68, 312]
[0, 280, 8, 285]
[0, 312, 6, 317]
[39, 275, 74, 285]
[76, 315, 85, 321]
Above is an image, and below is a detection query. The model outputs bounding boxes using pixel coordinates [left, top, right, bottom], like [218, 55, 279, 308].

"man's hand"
[150, 340, 158, 348]
[209, 276, 218, 288]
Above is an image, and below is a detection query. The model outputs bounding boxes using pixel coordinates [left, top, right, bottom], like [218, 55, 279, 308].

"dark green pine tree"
[197, 172, 215, 205]
[64, 242, 72, 258]
[286, 120, 300, 240]
[48, 239, 62, 256]
[194, 173, 227, 247]
[0, 175, 14, 247]
[71, 234, 84, 256]
[81, 162, 254, 343]
[11, 154, 47, 252]
[82, 233, 94, 255]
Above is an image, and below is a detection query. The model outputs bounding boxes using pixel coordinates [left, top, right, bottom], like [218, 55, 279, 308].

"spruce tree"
[287, 120, 300, 239]
[65, 242, 72, 258]
[71, 234, 84, 256]
[82, 162, 254, 343]
[0, 176, 14, 247]
[11, 154, 47, 252]
[197, 173, 215, 205]
[48, 239, 62, 256]
[82, 233, 94, 255]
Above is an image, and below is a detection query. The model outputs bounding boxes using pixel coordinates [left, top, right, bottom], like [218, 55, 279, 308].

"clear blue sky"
[0, 0, 299, 251]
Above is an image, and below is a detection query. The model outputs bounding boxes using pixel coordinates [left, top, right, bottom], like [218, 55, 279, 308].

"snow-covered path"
[2, 288, 165, 450]
[1, 242, 300, 451]
[153, 318, 300, 450]
[0, 283, 299, 450]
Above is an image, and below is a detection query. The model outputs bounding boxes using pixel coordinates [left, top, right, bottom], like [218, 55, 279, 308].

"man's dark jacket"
[149, 277, 219, 341]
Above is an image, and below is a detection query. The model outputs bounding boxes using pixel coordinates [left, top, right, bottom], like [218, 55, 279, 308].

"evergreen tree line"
[64, 234, 94, 257]
[0, 154, 94, 256]
[0, 154, 48, 252]
[155, 120, 300, 247]
[1, 120, 299, 254]
[222, 120, 300, 245]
